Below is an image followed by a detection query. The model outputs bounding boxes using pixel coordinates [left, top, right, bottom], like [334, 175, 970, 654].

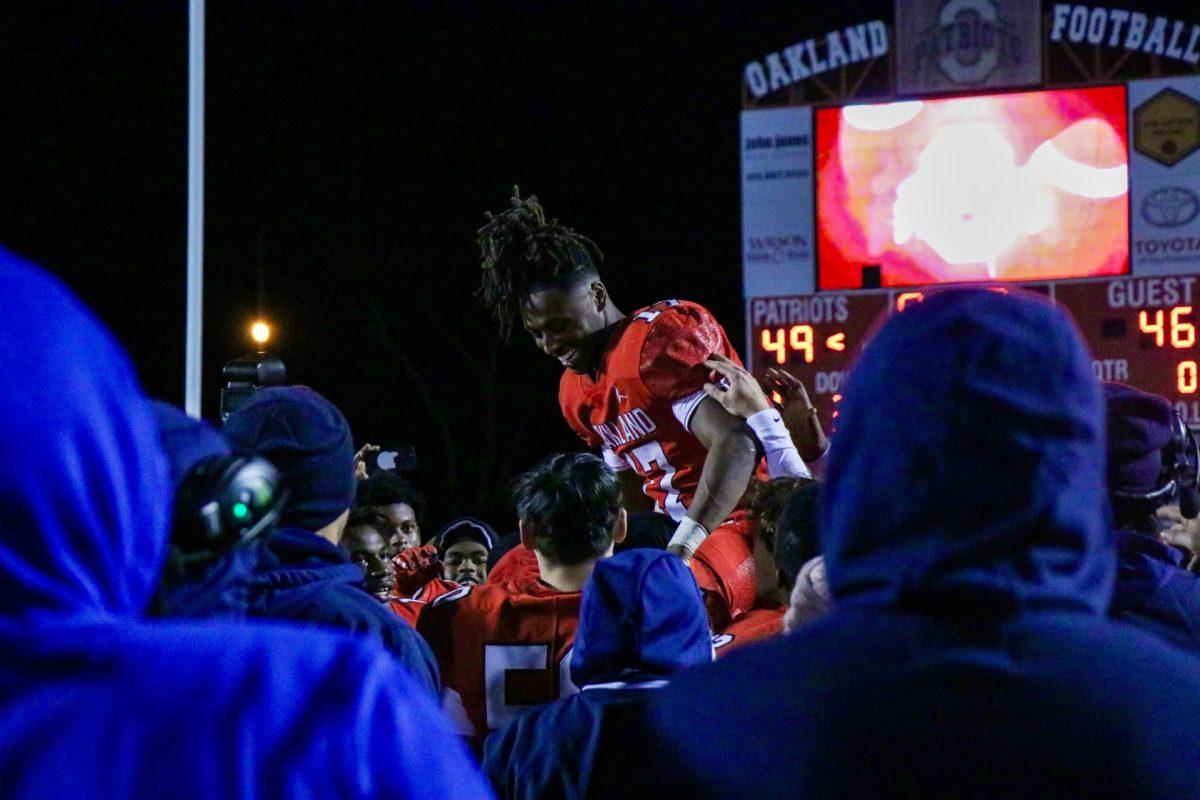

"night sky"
[0, 1, 859, 532]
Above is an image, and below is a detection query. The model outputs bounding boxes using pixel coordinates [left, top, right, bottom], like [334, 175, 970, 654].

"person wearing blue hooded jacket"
[0, 251, 491, 799]
[482, 549, 712, 800]
[593, 288, 1200, 799]
[215, 385, 440, 692]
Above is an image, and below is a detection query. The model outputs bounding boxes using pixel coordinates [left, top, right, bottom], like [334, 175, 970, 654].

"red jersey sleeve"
[387, 597, 425, 627]
[639, 301, 741, 402]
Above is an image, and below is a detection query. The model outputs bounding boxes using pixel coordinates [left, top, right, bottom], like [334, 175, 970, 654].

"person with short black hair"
[340, 507, 398, 602]
[356, 469, 424, 551]
[712, 477, 824, 655]
[418, 453, 626, 747]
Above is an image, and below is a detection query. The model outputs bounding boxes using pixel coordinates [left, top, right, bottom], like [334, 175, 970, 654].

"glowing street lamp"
[250, 321, 271, 345]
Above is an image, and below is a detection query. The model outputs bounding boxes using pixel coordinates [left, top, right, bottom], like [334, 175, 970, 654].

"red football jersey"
[387, 578, 461, 627]
[416, 576, 580, 742]
[387, 597, 425, 627]
[690, 510, 759, 631]
[412, 578, 459, 604]
[713, 606, 786, 657]
[559, 299, 743, 521]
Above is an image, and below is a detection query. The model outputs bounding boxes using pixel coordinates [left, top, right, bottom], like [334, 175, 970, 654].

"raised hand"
[353, 443, 381, 480]
[392, 543, 443, 596]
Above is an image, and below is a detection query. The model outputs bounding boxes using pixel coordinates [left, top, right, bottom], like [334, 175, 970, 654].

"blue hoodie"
[161, 525, 441, 695]
[482, 550, 711, 800]
[604, 289, 1200, 799]
[0, 252, 490, 799]
[1111, 529, 1200, 649]
[155, 391, 439, 692]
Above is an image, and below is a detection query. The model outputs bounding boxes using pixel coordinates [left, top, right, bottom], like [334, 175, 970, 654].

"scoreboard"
[748, 276, 1200, 428]
[741, 75, 1200, 430]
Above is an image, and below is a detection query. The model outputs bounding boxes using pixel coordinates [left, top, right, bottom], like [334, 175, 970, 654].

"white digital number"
[628, 439, 683, 519]
[483, 645, 575, 731]
[634, 299, 680, 324]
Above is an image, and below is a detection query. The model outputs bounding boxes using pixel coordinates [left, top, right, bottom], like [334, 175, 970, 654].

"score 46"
[761, 325, 847, 365]
[1138, 306, 1196, 349]
[1138, 306, 1199, 395]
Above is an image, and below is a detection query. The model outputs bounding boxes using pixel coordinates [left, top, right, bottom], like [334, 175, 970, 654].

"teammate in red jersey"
[417, 453, 626, 745]
[476, 189, 768, 562]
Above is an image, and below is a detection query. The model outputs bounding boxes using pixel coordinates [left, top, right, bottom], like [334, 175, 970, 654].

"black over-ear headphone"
[1111, 412, 1200, 520]
[171, 455, 289, 555]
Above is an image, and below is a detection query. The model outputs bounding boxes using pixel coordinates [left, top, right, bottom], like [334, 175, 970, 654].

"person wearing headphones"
[1104, 382, 1200, 650]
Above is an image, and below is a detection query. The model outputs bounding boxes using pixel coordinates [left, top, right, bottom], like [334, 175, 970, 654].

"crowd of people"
[4, 188, 1200, 798]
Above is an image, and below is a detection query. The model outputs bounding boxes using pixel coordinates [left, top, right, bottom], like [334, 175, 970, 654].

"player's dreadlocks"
[476, 187, 604, 339]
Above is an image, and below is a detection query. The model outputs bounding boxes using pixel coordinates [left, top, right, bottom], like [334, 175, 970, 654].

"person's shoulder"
[634, 299, 722, 332]
[629, 300, 737, 399]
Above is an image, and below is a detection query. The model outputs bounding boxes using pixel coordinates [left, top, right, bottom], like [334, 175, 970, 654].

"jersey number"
[628, 440, 684, 519]
[484, 645, 575, 731]
[634, 298, 680, 324]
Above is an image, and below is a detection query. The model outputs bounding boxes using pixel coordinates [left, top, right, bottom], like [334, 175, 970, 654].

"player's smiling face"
[520, 282, 610, 373]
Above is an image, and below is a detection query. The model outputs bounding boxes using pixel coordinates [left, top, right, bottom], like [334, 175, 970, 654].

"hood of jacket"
[570, 549, 712, 687]
[0, 251, 171, 623]
[257, 526, 366, 590]
[821, 287, 1114, 617]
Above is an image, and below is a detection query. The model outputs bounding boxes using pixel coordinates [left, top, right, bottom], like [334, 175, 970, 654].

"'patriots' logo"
[613, 386, 627, 404]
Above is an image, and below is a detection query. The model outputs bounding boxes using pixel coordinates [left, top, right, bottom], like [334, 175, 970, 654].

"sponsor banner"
[896, 0, 1041, 95]
[741, 107, 815, 298]
[1046, 4, 1200, 85]
[1129, 76, 1200, 276]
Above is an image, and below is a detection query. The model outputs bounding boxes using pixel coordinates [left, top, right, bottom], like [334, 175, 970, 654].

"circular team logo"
[938, 0, 1001, 84]
[1142, 187, 1200, 228]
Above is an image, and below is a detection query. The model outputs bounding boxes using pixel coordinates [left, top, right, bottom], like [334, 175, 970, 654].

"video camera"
[219, 354, 288, 422]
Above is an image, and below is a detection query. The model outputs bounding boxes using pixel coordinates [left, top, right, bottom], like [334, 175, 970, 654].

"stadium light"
[250, 321, 271, 345]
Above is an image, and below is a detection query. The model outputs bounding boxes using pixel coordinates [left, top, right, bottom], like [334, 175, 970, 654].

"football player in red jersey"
[417, 453, 626, 746]
[477, 189, 788, 562]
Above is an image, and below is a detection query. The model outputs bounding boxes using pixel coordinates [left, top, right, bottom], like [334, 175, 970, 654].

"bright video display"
[816, 85, 1130, 290]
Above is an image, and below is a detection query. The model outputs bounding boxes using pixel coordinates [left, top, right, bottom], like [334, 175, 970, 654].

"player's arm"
[668, 397, 760, 561]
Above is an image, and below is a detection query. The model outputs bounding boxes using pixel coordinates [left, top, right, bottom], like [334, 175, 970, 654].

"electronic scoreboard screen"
[815, 86, 1130, 291]
[745, 77, 1200, 432]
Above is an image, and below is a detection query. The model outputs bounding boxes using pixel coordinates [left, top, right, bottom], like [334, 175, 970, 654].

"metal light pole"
[185, 0, 205, 417]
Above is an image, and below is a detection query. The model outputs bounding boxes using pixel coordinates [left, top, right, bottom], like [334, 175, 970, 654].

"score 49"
[760, 324, 847, 365]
